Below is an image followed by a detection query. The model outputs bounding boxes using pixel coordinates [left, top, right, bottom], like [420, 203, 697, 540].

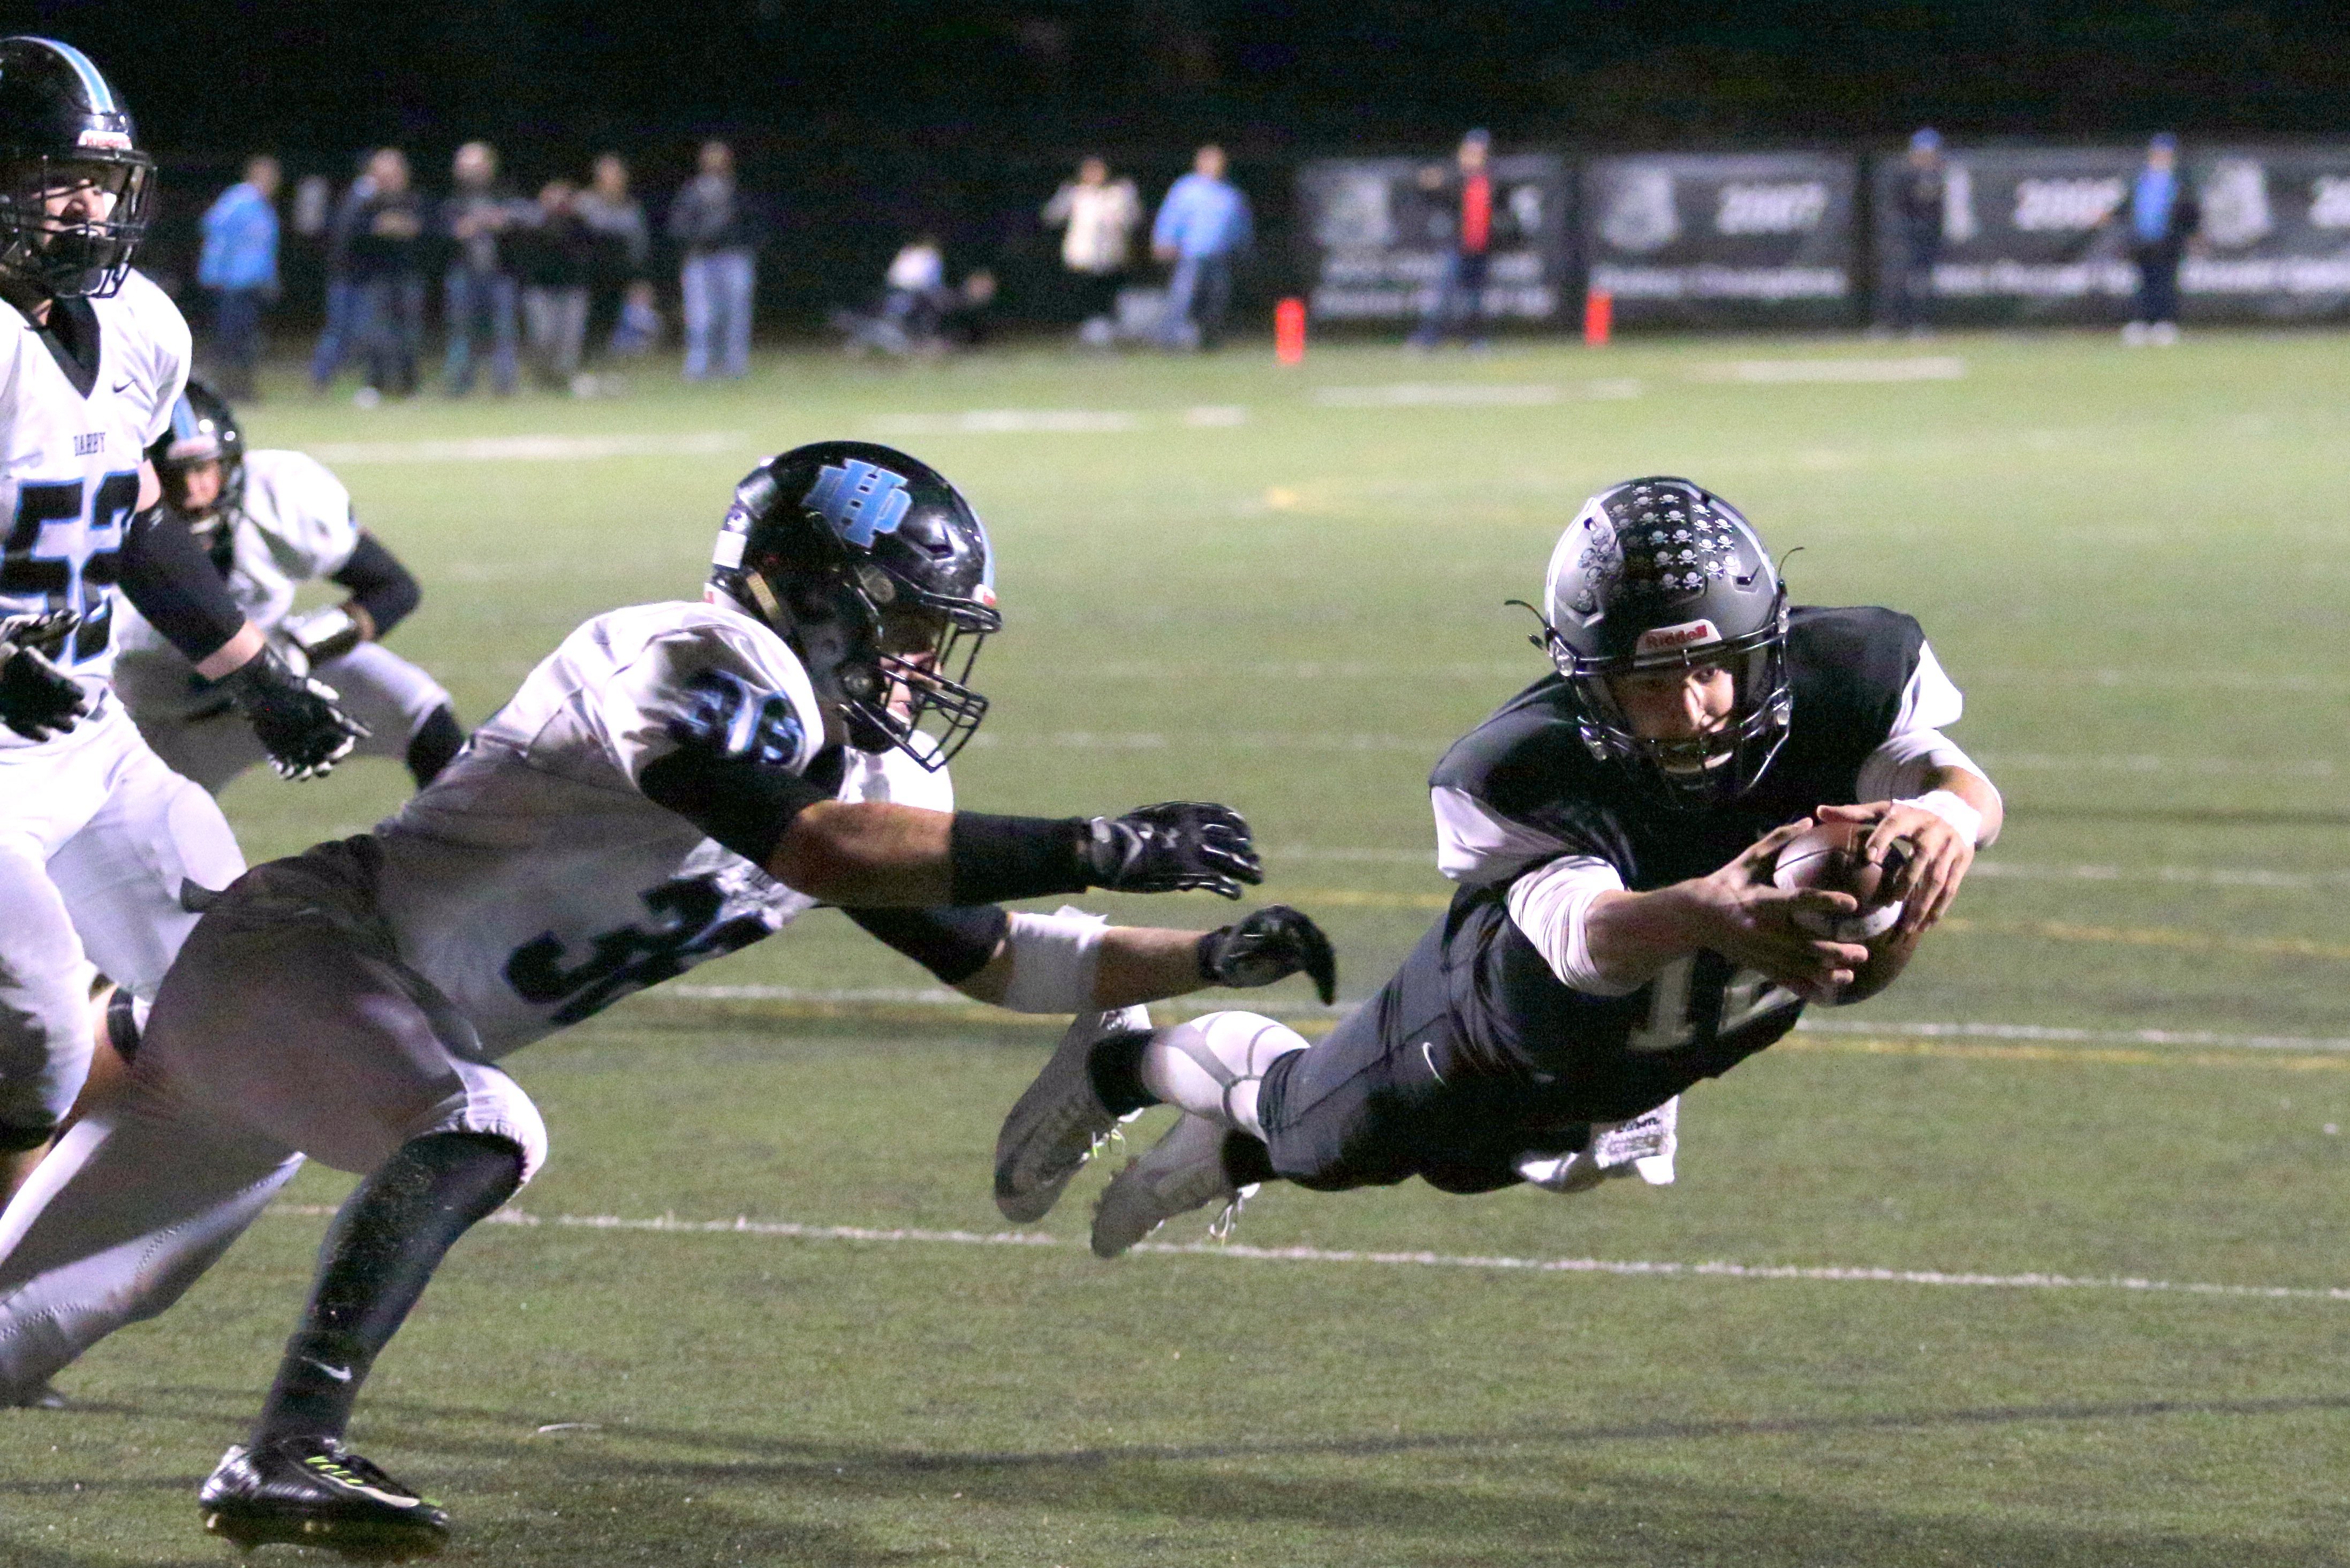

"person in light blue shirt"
[1150, 145, 1252, 350]
[198, 156, 281, 398]
[2122, 133, 2199, 345]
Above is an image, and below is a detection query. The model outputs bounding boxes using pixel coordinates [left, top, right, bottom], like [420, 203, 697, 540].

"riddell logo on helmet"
[76, 130, 132, 151]
[1635, 619, 1722, 654]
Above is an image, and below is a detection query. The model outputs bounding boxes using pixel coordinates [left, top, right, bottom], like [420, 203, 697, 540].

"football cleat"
[199, 1436, 449, 1561]
[1091, 1111, 1260, 1260]
[993, 1005, 1151, 1222]
[3, 1381, 67, 1409]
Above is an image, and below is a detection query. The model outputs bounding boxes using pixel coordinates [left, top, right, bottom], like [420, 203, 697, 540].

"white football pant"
[0, 846, 545, 1401]
[0, 701, 245, 1138]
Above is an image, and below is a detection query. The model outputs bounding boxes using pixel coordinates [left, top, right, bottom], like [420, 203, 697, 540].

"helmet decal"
[806, 458, 913, 548]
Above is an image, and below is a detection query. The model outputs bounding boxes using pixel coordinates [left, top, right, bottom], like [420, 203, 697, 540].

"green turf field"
[4, 332, 2347, 1565]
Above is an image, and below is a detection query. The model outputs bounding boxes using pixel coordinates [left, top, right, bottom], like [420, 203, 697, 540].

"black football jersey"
[1423, 605, 1928, 1120]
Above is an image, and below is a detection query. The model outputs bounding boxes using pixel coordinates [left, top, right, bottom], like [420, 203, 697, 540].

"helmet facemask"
[1544, 595, 1792, 808]
[0, 152, 150, 299]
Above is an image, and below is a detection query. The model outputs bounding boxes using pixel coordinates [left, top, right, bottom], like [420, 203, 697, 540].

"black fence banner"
[1582, 152, 1860, 327]
[1874, 144, 2350, 324]
[1297, 153, 1572, 323]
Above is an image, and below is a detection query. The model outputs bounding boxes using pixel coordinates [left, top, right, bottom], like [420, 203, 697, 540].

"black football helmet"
[0, 37, 152, 299]
[147, 381, 245, 524]
[1528, 476, 1791, 808]
[710, 441, 999, 770]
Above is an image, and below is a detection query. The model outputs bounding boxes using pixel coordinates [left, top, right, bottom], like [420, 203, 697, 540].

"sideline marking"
[867, 408, 1141, 435]
[307, 431, 748, 464]
[264, 1204, 2350, 1304]
[1694, 357, 1966, 383]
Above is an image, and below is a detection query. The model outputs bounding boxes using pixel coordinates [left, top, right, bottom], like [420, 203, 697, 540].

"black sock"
[252, 1132, 524, 1447]
[404, 705, 467, 789]
[1086, 1028, 1159, 1117]
[1221, 1131, 1277, 1187]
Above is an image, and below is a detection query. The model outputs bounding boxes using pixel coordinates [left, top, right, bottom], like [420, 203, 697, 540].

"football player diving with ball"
[0, 442, 1335, 1558]
[996, 476, 2002, 1257]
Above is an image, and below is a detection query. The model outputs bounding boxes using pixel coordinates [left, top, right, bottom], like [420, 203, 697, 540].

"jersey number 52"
[2, 471, 140, 664]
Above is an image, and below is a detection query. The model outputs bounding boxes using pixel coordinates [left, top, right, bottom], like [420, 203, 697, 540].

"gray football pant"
[0, 845, 545, 1400]
[0, 701, 246, 1138]
[129, 641, 454, 794]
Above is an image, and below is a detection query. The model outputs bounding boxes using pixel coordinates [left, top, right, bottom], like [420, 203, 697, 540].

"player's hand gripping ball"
[1770, 818, 1906, 941]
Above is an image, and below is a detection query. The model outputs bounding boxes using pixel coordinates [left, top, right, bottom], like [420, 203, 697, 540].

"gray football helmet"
[1530, 476, 1791, 806]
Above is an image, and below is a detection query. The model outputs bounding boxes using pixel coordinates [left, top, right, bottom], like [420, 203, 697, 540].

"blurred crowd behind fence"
[137, 135, 2350, 368]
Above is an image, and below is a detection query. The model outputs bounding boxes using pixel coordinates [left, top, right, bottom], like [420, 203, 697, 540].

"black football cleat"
[199, 1436, 450, 1560]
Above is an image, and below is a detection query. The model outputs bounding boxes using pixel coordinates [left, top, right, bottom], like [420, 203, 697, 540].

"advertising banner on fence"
[1875, 144, 2350, 323]
[1582, 152, 1860, 328]
[1296, 153, 1571, 324]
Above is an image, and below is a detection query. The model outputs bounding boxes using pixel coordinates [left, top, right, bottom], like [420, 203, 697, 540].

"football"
[1770, 817, 1920, 1004]
[1770, 817, 1905, 941]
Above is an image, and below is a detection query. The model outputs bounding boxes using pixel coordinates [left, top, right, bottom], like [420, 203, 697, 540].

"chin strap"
[741, 570, 784, 624]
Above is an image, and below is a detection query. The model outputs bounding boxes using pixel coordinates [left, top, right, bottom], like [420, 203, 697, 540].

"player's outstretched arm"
[768, 799, 1263, 907]
[1581, 820, 1872, 1002]
[962, 905, 1337, 1011]
[117, 462, 368, 778]
[1816, 763, 2002, 935]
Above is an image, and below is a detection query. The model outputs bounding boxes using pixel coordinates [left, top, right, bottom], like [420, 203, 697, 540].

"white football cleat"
[1091, 1111, 1259, 1259]
[993, 1005, 1152, 1223]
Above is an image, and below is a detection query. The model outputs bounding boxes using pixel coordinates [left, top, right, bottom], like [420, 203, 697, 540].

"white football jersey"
[370, 599, 952, 1055]
[112, 449, 359, 722]
[0, 269, 189, 746]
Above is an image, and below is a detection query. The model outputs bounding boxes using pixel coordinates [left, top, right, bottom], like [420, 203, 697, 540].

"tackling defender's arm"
[843, 902, 1336, 1012]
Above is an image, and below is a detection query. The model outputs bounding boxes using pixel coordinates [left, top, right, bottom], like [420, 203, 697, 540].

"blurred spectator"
[345, 148, 426, 403]
[514, 180, 596, 392]
[2123, 133, 2199, 346]
[575, 152, 650, 358]
[669, 140, 759, 380]
[939, 268, 999, 350]
[309, 153, 376, 393]
[1042, 156, 1140, 346]
[608, 281, 663, 358]
[1407, 129, 1494, 351]
[197, 154, 281, 398]
[1885, 127, 1945, 336]
[1151, 144, 1252, 351]
[441, 141, 522, 395]
[837, 236, 949, 357]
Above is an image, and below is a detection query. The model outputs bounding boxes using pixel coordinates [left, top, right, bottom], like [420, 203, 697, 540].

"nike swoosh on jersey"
[303, 1358, 354, 1383]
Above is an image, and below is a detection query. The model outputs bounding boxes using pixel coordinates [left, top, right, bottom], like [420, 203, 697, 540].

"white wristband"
[998, 905, 1109, 1013]
[1899, 789, 1983, 847]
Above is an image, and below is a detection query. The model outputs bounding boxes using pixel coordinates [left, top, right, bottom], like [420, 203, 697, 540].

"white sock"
[1139, 1011, 1309, 1141]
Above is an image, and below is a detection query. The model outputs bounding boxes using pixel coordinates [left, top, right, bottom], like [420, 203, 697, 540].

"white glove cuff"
[999, 905, 1110, 1013]
[1900, 789, 1983, 847]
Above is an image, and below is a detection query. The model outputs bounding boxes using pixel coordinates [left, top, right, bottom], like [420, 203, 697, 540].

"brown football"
[1769, 817, 1918, 1005]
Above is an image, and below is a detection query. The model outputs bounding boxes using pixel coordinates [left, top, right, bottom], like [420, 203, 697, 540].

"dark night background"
[14, 0, 2350, 329]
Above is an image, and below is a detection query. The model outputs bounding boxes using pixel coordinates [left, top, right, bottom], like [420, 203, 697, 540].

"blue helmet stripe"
[15, 37, 121, 113]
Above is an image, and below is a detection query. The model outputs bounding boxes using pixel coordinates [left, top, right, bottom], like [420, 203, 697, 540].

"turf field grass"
[3, 331, 2346, 1565]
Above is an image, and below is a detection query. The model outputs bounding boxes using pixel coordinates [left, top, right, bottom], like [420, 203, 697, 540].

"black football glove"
[1080, 801, 1263, 900]
[1199, 905, 1337, 1004]
[216, 644, 370, 781]
[0, 611, 87, 742]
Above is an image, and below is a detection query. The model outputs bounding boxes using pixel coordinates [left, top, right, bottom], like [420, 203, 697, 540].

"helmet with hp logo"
[709, 441, 999, 770]
[1528, 476, 1791, 807]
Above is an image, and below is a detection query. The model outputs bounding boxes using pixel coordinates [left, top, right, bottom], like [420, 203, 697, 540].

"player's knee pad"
[407, 1059, 549, 1187]
[1141, 1011, 1309, 1139]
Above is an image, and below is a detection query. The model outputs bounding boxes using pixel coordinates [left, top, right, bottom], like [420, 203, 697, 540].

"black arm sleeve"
[639, 745, 837, 868]
[327, 531, 422, 637]
[946, 812, 1093, 906]
[842, 904, 1011, 986]
[116, 505, 247, 665]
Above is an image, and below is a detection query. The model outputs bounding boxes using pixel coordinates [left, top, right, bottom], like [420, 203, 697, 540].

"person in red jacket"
[1408, 128, 1495, 350]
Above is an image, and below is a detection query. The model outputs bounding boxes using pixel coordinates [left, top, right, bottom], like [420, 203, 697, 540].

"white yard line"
[651, 983, 2348, 1051]
[866, 409, 1142, 435]
[1694, 357, 1967, 383]
[263, 1203, 2350, 1304]
[1310, 380, 1642, 406]
[306, 431, 751, 464]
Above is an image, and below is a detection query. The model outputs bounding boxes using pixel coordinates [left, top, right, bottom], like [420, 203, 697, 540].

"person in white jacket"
[1042, 157, 1141, 345]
